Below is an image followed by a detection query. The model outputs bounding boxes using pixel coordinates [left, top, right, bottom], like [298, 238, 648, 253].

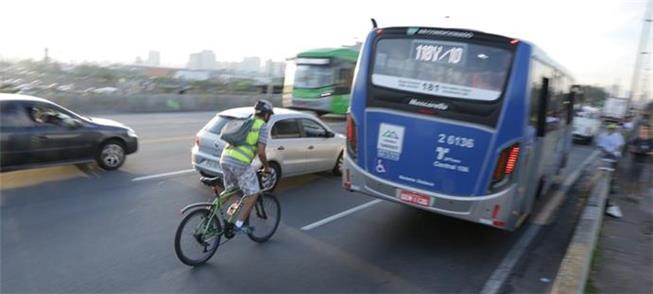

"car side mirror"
[325, 131, 335, 138]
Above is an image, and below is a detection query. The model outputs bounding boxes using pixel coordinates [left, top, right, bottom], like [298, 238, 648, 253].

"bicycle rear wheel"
[247, 193, 281, 243]
[174, 208, 222, 266]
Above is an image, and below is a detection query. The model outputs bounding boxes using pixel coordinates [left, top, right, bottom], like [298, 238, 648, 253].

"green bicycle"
[174, 171, 281, 266]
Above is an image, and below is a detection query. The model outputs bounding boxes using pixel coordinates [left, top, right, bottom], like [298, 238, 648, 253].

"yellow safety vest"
[223, 118, 265, 164]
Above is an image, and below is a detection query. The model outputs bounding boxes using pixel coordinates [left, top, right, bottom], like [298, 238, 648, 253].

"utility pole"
[628, 0, 653, 109]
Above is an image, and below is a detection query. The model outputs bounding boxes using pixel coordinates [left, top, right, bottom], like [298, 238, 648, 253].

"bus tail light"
[346, 114, 357, 159]
[492, 144, 520, 184]
[505, 146, 520, 174]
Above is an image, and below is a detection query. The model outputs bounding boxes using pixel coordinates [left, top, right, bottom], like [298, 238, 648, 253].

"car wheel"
[332, 151, 343, 176]
[266, 162, 281, 191]
[96, 140, 126, 170]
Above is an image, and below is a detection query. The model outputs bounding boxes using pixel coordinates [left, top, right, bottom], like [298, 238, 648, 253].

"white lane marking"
[480, 224, 542, 294]
[301, 199, 383, 231]
[131, 169, 195, 182]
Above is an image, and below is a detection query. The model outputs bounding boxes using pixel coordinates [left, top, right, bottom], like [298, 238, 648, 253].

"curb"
[550, 168, 610, 294]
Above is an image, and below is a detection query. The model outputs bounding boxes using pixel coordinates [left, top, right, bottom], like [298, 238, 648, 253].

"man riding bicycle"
[220, 99, 273, 233]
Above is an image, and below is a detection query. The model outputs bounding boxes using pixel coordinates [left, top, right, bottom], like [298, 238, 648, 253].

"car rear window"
[204, 115, 232, 134]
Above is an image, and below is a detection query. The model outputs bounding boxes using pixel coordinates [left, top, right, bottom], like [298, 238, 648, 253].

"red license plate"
[398, 190, 430, 206]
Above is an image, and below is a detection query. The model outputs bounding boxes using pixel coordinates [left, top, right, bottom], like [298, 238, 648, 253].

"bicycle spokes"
[255, 200, 268, 219]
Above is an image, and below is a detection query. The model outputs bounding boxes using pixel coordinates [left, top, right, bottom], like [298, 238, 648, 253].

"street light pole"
[628, 0, 653, 108]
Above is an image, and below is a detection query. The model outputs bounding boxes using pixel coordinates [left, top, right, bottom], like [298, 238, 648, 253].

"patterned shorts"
[220, 163, 260, 196]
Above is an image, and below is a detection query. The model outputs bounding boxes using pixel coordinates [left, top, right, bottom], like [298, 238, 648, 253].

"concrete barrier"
[46, 94, 282, 114]
[550, 168, 610, 294]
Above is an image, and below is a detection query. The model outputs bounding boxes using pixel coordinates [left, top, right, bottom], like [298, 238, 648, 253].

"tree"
[580, 85, 609, 107]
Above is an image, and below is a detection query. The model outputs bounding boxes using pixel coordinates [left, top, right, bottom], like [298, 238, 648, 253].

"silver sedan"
[191, 107, 345, 189]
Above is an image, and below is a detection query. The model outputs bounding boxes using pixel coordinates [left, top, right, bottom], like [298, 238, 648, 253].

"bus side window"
[537, 77, 550, 137]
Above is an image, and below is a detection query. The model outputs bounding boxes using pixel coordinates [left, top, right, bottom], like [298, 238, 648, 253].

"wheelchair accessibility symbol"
[376, 159, 387, 173]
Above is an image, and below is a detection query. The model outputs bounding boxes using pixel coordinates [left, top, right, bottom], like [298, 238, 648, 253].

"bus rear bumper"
[343, 155, 521, 231]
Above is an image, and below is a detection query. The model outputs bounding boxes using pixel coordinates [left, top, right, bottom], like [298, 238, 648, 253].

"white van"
[573, 106, 602, 144]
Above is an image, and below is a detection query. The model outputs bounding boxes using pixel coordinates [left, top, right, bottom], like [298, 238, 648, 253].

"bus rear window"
[372, 38, 512, 101]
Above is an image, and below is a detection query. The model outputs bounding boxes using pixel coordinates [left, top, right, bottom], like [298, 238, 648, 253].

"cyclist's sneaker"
[234, 225, 254, 234]
[606, 204, 623, 218]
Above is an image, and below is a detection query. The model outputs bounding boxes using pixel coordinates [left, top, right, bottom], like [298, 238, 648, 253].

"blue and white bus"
[342, 26, 575, 231]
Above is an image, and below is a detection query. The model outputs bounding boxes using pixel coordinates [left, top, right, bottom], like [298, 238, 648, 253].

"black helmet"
[254, 99, 274, 115]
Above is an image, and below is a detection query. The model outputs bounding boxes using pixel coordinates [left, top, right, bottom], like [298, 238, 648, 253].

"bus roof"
[529, 43, 574, 81]
[296, 48, 358, 62]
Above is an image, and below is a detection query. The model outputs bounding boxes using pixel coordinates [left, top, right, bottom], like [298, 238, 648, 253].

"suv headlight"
[127, 129, 138, 137]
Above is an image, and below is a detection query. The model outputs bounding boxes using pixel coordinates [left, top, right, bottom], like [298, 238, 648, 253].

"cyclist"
[219, 99, 273, 233]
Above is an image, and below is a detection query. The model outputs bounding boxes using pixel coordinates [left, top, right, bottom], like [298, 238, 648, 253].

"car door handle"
[308, 145, 314, 150]
[277, 146, 285, 151]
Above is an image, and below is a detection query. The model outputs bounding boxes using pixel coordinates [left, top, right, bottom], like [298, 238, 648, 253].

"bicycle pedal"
[223, 223, 236, 239]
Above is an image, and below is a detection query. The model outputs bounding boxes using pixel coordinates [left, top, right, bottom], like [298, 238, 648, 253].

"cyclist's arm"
[258, 143, 269, 171]
[258, 123, 270, 171]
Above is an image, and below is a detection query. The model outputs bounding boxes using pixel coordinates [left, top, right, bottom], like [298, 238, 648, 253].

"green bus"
[283, 47, 359, 114]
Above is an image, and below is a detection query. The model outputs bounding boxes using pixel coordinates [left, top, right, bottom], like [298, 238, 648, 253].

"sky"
[0, 0, 650, 93]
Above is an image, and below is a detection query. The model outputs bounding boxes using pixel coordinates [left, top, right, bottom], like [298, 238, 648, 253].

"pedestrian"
[627, 124, 652, 198]
[597, 123, 625, 217]
[597, 123, 625, 160]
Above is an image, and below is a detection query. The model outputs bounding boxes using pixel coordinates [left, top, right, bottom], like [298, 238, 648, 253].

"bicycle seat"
[200, 176, 223, 187]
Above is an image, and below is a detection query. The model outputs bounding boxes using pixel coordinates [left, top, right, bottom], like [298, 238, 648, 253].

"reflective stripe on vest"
[223, 118, 264, 164]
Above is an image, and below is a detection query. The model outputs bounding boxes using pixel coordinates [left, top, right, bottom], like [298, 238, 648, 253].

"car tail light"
[346, 114, 357, 159]
[492, 144, 520, 184]
[194, 135, 200, 146]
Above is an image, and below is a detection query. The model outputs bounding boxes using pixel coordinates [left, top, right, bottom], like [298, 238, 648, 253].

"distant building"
[263, 59, 285, 78]
[239, 57, 261, 73]
[188, 50, 217, 70]
[146, 51, 160, 66]
[217, 61, 239, 71]
[174, 70, 211, 81]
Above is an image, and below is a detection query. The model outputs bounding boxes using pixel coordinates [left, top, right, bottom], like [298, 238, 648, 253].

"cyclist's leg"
[220, 163, 244, 218]
[235, 165, 262, 224]
[220, 162, 239, 194]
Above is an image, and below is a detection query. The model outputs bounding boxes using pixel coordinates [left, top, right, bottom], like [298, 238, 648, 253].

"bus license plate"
[398, 190, 430, 206]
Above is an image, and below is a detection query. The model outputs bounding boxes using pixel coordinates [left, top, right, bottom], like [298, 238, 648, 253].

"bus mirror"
[536, 78, 550, 137]
[566, 92, 575, 124]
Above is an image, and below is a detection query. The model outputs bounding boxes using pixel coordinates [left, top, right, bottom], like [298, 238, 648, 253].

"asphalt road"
[1, 111, 595, 293]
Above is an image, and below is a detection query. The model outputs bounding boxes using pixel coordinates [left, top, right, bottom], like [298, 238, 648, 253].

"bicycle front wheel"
[247, 193, 281, 243]
[174, 208, 222, 266]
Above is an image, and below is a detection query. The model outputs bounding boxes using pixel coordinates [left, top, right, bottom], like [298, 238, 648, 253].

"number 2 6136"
[437, 134, 474, 148]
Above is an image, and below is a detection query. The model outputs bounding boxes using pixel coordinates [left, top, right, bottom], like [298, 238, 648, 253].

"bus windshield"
[294, 64, 334, 88]
[372, 38, 512, 101]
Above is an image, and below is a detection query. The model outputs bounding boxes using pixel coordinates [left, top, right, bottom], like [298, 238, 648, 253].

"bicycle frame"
[181, 187, 265, 240]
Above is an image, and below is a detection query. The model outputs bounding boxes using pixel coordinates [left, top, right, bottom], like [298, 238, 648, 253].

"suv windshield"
[294, 64, 334, 88]
[372, 38, 512, 101]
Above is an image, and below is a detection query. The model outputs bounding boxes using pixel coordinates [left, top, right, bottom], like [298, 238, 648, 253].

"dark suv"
[0, 94, 138, 172]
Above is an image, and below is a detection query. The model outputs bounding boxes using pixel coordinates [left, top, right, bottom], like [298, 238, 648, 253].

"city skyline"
[0, 0, 650, 92]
